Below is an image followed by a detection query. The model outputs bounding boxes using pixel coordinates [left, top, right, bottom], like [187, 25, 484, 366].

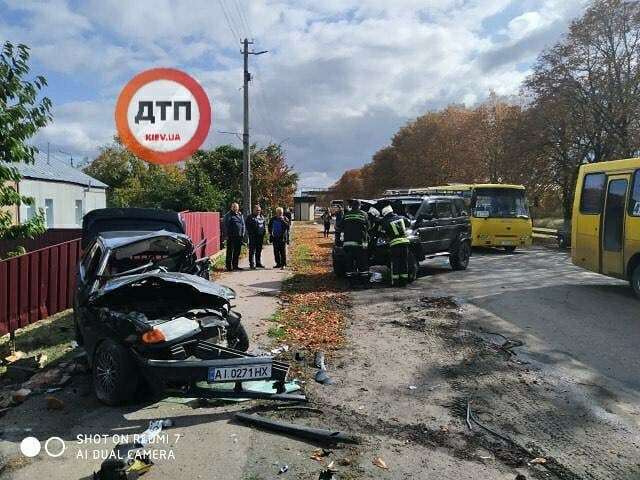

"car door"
[601, 175, 629, 277]
[435, 200, 455, 250]
[416, 201, 440, 254]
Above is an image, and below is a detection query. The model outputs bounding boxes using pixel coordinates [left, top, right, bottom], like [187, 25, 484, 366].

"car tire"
[408, 250, 419, 282]
[450, 240, 471, 270]
[93, 339, 139, 406]
[631, 265, 640, 299]
[504, 246, 517, 253]
[228, 323, 250, 351]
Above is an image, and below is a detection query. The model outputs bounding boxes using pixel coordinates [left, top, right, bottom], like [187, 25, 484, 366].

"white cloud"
[1, 0, 588, 187]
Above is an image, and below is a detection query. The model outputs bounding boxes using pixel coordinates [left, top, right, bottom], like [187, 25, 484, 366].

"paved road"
[417, 245, 640, 408]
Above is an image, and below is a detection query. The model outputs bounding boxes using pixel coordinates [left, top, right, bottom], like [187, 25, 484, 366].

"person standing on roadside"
[246, 204, 266, 269]
[222, 202, 245, 271]
[321, 209, 332, 238]
[269, 207, 290, 269]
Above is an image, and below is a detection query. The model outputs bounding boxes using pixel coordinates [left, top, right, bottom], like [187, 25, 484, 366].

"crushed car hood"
[92, 272, 236, 302]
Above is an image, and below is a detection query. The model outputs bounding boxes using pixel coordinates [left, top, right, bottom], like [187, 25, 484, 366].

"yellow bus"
[571, 158, 640, 297]
[419, 184, 533, 251]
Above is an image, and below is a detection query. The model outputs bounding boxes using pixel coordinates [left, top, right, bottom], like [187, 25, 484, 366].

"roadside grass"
[0, 310, 76, 377]
[274, 224, 348, 350]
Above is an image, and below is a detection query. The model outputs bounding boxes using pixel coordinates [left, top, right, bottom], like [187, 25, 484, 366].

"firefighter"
[381, 204, 411, 287]
[342, 199, 369, 282]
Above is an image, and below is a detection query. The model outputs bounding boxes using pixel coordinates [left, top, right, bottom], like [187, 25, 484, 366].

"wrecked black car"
[74, 208, 292, 405]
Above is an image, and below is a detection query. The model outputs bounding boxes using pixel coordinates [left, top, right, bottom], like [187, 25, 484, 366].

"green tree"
[0, 42, 51, 256]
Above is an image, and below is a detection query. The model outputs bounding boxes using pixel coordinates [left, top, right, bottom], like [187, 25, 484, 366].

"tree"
[251, 143, 298, 211]
[525, 0, 640, 219]
[86, 141, 298, 214]
[0, 42, 51, 256]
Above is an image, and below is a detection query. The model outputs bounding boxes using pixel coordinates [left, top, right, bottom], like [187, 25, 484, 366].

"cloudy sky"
[1, 0, 588, 190]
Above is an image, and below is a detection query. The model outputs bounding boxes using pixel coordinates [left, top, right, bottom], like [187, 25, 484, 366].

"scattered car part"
[235, 413, 359, 444]
[314, 351, 334, 385]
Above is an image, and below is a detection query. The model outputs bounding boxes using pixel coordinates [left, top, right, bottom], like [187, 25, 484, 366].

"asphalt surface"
[419, 245, 640, 412]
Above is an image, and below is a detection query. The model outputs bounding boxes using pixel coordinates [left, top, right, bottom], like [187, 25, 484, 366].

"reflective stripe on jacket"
[382, 213, 410, 246]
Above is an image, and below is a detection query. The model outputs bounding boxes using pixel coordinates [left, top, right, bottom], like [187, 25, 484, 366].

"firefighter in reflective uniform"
[342, 199, 370, 281]
[381, 205, 411, 287]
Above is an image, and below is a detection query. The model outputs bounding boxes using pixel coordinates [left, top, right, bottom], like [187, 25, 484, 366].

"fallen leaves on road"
[277, 225, 348, 350]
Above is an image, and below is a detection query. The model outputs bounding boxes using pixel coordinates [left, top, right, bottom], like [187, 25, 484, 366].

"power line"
[218, 0, 241, 44]
[233, 0, 253, 40]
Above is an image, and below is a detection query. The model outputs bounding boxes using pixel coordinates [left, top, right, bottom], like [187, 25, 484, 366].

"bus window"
[629, 170, 640, 216]
[473, 188, 529, 218]
[580, 173, 606, 214]
[603, 179, 627, 252]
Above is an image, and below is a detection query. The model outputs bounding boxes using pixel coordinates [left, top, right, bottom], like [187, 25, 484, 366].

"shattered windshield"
[472, 188, 529, 219]
[104, 236, 192, 278]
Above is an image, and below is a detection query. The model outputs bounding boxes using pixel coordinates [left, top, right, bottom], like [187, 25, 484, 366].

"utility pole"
[46, 142, 50, 164]
[241, 38, 267, 216]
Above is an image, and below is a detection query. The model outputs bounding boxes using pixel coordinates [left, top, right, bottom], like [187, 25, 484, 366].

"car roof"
[97, 230, 191, 250]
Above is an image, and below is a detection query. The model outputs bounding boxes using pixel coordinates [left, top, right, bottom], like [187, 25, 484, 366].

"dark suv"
[332, 196, 471, 281]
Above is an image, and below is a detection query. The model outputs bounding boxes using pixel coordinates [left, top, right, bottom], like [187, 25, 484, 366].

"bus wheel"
[631, 265, 640, 299]
[504, 246, 516, 254]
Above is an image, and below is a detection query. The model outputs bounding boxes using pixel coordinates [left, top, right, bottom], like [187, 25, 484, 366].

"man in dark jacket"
[268, 207, 290, 268]
[342, 199, 369, 280]
[223, 202, 245, 271]
[246, 204, 266, 269]
[380, 204, 411, 286]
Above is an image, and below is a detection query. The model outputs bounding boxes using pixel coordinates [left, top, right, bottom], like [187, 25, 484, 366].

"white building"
[8, 157, 108, 228]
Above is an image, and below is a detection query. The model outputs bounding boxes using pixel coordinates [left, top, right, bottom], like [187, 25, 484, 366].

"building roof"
[3, 156, 108, 189]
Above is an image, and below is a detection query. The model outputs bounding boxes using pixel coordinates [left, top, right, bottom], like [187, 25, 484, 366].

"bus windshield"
[473, 188, 529, 219]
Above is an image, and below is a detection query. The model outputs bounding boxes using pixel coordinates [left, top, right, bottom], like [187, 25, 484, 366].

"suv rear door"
[415, 200, 440, 254]
[435, 200, 455, 250]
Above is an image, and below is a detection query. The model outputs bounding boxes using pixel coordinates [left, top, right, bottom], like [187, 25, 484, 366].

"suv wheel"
[408, 250, 419, 282]
[631, 265, 640, 299]
[504, 246, 517, 253]
[93, 339, 139, 406]
[450, 241, 471, 271]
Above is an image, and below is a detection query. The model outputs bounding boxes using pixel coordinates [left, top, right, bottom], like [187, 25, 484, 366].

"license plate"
[500, 240, 513, 246]
[208, 364, 272, 383]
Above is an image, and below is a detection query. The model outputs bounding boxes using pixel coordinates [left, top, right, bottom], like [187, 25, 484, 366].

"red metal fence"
[0, 211, 220, 336]
[181, 211, 221, 258]
[0, 228, 83, 257]
[0, 239, 81, 336]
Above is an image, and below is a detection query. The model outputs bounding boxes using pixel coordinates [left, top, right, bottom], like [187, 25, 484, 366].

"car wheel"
[450, 241, 471, 270]
[631, 265, 640, 299]
[227, 323, 250, 351]
[93, 339, 139, 406]
[408, 250, 419, 282]
[504, 246, 517, 253]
